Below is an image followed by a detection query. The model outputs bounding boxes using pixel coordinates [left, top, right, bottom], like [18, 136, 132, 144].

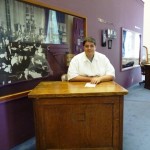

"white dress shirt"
[67, 51, 115, 80]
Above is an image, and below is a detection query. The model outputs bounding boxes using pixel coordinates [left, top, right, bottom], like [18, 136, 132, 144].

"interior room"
[0, 0, 150, 150]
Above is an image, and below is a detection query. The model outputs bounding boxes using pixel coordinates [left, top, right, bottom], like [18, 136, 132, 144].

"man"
[67, 37, 115, 84]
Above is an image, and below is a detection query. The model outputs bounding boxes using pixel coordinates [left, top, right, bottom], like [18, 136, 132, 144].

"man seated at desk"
[67, 36, 115, 84]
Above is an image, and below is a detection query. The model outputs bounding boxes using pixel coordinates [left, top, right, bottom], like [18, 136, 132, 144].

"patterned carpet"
[11, 84, 150, 150]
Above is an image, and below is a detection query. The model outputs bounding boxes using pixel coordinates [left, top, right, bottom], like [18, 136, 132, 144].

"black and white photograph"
[0, 0, 69, 86]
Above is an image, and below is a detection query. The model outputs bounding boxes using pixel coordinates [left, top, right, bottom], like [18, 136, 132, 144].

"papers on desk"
[85, 82, 96, 87]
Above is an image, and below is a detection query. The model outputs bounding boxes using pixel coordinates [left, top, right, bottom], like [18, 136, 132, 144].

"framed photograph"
[0, 0, 54, 87]
[121, 28, 141, 71]
[108, 40, 112, 49]
[0, 0, 86, 88]
[101, 30, 106, 47]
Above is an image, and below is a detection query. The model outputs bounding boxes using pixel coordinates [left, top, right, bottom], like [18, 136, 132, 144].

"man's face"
[84, 41, 96, 58]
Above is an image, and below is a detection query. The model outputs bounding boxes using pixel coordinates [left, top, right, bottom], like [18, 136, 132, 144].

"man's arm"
[90, 75, 114, 84]
[69, 75, 114, 84]
[68, 75, 92, 82]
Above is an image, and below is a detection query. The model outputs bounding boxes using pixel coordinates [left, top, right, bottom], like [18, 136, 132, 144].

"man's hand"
[91, 75, 114, 84]
[90, 76, 101, 84]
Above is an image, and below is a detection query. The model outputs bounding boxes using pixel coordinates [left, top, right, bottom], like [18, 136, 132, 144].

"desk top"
[145, 63, 150, 66]
[28, 81, 128, 98]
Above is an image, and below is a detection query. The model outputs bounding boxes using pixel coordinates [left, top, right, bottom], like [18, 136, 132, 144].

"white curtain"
[45, 10, 60, 44]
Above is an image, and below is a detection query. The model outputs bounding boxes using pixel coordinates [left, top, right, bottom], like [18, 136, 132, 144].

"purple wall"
[0, 0, 144, 149]
[0, 97, 35, 150]
[38, 0, 144, 88]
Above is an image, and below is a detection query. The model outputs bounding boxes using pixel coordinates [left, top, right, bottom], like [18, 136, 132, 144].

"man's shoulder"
[74, 52, 85, 58]
[95, 51, 106, 58]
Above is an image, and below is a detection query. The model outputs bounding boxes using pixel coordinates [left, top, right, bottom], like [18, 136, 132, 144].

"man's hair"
[83, 37, 96, 46]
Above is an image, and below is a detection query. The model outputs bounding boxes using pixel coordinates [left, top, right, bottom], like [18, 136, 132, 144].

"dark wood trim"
[21, 0, 87, 19]
[0, 90, 31, 104]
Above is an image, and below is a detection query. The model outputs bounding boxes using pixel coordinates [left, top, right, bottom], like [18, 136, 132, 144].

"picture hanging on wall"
[0, 0, 58, 87]
[121, 27, 141, 71]
[108, 40, 112, 49]
[101, 30, 107, 47]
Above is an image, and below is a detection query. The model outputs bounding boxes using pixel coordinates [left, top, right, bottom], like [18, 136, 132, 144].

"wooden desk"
[144, 64, 150, 89]
[28, 81, 128, 150]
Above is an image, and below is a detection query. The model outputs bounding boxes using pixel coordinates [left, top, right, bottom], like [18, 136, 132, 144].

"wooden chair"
[139, 46, 148, 85]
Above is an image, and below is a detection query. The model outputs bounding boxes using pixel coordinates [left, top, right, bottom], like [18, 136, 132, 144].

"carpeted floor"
[11, 83, 150, 150]
[11, 137, 36, 150]
[123, 83, 150, 150]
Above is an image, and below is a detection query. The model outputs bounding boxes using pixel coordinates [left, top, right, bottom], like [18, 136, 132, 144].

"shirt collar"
[83, 51, 98, 62]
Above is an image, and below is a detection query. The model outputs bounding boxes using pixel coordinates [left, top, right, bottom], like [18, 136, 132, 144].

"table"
[28, 81, 128, 150]
[144, 64, 150, 89]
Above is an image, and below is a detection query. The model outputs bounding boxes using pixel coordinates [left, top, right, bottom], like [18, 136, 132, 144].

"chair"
[61, 74, 68, 81]
[61, 53, 75, 81]
[139, 46, 148, 85]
